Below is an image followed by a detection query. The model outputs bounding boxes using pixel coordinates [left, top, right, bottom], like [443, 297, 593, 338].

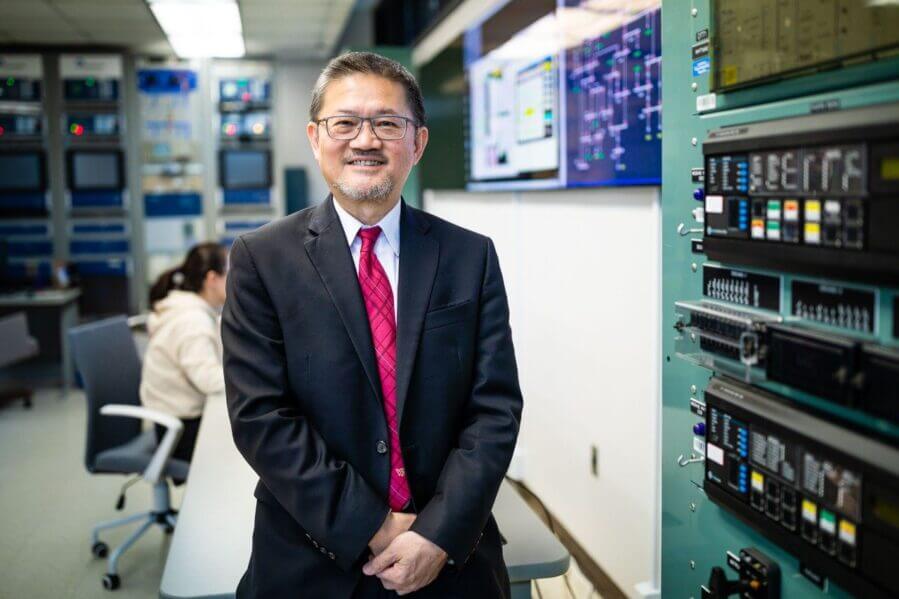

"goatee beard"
[333, 176, 395, 204]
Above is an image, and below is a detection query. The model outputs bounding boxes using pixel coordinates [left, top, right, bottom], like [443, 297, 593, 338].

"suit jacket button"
[320, 547, 327, 554]
[328, 552, 335, 560]
[376, 440, 388, 454]
[312, 541, 319, 548]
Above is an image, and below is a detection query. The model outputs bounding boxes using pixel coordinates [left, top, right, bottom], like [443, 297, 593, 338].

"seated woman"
[140, 242, 228, 463]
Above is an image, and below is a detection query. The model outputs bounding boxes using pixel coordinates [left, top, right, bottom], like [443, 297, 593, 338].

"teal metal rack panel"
[661, 1, 899, 597]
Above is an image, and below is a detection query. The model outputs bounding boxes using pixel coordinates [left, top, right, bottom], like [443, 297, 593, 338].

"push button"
[376, 440, 388, 454]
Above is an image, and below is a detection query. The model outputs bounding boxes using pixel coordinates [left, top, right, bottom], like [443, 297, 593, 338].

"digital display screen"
[564, 7, 661, 186]
[0, 152, 45, 192]
[220, 150, 271, 189]
[801, 451, 862, 521]
[713, 0, 899, 91]
[0, 114, 41, 137]
[69, 151, 123, 190]
[66, 113, 119, 137]
[709, 144, 866, 196]
[64, 78, 119, 101]
[219, 79, 269, 104]
[0, 78, 40, 102]
[468, 55, 560, 184]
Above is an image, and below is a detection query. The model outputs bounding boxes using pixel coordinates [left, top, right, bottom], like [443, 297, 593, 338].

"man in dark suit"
[222, 52, 522, 598]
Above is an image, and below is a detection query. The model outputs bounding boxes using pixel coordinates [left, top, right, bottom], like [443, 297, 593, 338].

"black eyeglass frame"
[314, 115, 419, 141]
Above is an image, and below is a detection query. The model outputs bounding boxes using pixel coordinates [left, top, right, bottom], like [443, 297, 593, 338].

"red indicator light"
[70, 123, 85, 136]
[224, 123, 238, 136]
[241, 92, 251, 102]
[0, 125, 5, 136]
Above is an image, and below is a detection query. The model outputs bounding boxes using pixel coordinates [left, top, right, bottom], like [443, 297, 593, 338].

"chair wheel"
[92, 541, 109, 558]
[102, 573, 120, 590]
[164, 525, 174, 534]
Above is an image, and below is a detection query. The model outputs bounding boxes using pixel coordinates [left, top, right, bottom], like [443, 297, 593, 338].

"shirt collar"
[332, 196, 401, 258]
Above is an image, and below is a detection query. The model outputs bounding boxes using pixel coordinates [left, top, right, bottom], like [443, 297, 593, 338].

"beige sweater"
[140, 290, 224, 419]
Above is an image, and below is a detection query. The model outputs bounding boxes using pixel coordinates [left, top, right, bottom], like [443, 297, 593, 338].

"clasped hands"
[363, 512, 447, 595]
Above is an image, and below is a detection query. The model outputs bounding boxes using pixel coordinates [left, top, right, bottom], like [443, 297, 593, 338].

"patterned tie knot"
[358, 226, 382, 252]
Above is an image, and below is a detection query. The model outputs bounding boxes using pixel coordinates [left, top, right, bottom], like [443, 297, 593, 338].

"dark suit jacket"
[222, 197, 523, 598]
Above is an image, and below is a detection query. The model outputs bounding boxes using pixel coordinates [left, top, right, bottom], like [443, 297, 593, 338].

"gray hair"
[309, 51, 426, 126]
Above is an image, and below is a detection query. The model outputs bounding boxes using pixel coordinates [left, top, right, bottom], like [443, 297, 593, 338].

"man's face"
[307, 73, 428, 206]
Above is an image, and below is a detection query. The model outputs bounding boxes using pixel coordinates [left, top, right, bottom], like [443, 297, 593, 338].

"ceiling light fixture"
[148, 0, 245, 58]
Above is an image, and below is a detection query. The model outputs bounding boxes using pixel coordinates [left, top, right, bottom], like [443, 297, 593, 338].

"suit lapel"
[395, 202, 439, 426]
[303, 197, 382, 407]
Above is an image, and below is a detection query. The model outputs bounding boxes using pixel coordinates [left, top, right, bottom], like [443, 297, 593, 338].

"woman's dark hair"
[149, 242, 227, 308]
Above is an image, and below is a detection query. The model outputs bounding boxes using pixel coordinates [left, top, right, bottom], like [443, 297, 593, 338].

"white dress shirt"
[332, 196, 401, 319]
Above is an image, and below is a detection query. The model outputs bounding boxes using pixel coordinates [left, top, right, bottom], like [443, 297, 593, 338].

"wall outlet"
[591, 445, 599, 478]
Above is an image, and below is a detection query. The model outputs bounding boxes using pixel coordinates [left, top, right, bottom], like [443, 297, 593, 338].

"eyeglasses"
[316, 115, 416, 141]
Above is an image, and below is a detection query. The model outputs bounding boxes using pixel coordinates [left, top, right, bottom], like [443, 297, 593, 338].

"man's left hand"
[362, 531, 448, 595]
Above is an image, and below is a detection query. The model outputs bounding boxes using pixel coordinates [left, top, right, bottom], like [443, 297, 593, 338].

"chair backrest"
[69, 316, 143, 472]
[0, 311, 39, 367]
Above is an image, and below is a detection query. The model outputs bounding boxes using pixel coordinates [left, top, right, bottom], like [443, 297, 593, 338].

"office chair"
[0, 312, 39, 409]
[69, 316, 190, 591]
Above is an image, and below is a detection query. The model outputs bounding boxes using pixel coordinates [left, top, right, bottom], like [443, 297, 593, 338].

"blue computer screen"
[564, 7, 661, 187]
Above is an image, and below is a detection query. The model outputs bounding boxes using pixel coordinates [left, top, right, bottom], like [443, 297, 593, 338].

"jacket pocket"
[423, 299, 473, 331]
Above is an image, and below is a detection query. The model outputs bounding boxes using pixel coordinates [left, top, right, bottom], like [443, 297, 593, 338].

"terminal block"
[674, 300, 781, 381]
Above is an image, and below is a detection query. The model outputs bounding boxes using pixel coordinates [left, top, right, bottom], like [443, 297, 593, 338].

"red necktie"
[357, 226, 411, 511]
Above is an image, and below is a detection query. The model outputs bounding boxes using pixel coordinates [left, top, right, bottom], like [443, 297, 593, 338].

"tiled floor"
[0, 386, 600, 598]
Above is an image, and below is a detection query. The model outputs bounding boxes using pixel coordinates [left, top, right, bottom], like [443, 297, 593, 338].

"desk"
[0, 288, 80, 396]
[160, 395, 569, 598]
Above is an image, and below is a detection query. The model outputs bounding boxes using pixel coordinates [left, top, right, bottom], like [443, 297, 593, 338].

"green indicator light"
[598, 152, 605, 159]
[86, 77, 95, 87]
[6, 77, 14, 86]
[584, 152, 591, 161]
[656, 132, 662, 139]
[70, 124, 77, 133]
[606, 59, 614, 66]
[634, 50, 642, 57]
[645, 134, 652, 141]
[644, 28, 652, 36]
[634, 65, 642, 72]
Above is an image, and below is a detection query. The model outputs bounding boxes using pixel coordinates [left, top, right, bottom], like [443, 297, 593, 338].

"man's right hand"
[369, 512, 416, 555]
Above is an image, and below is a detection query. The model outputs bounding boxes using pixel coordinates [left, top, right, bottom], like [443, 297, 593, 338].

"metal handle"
[677, 453, 705, 467]
[677, 223, 703, 236]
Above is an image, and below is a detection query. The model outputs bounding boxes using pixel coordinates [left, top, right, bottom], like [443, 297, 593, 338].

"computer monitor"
[0, 150, 46, 193]
[67, 150, 124, 191]
[219, 149, 272, 189]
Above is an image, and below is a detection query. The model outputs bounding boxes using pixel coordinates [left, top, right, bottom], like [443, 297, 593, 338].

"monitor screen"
[68, 151, 123, 190]
[564, 6, 662, 186]
[468, 54, 560, 185]
[712, 0, 899, 91]
[0, 151, 45, 192]
[220, 150, 271, 189]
